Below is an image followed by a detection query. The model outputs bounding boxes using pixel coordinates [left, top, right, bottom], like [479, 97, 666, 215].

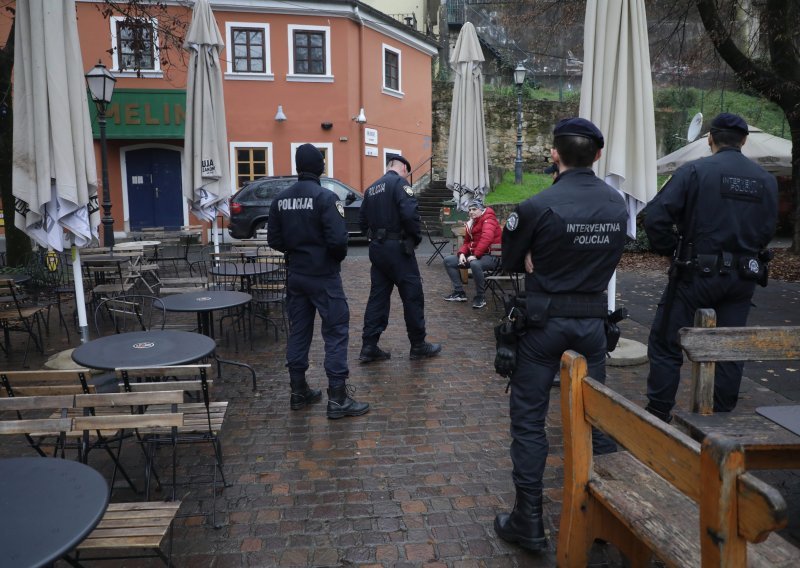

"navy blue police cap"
[386, 153, 411, 172]
[710, 113, 749, 135]
[553, 117, 605, 149]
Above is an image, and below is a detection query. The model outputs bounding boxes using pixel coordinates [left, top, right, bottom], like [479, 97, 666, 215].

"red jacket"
[458, 207, 501, 258]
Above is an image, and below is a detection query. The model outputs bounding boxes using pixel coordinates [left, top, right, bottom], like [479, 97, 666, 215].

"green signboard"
[88, 88, 186, 139]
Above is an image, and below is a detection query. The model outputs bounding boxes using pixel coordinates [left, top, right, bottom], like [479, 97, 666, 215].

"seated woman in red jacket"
[442, 199, 502, 309]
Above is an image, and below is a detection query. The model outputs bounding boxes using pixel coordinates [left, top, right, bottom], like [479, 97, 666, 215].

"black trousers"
[362, 240, 427, 346]
[646, 272, 755, 413]
[510, 317, 616, 492]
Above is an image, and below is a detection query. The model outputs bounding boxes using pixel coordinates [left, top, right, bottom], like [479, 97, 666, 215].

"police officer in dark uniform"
[494, 118, 627, 551]
[267, 144, 369, 419]
[358, 154, 442, 362]
[643, 113, 778, 422]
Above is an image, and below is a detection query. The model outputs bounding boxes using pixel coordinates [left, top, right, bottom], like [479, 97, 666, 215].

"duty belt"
[545, 292, 607, 318]
[368, 228, 404, 241]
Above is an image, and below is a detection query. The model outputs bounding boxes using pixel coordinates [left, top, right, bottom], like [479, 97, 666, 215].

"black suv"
[228, 176, 364, 239]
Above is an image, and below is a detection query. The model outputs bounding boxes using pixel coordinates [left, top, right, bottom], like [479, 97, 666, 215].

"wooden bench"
[676, 309, 800, 470]
[0, 392, 184, 565]
[557, 350, 798, 566]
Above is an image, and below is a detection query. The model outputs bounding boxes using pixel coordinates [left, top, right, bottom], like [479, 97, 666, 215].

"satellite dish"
[687, 112, 703, 142]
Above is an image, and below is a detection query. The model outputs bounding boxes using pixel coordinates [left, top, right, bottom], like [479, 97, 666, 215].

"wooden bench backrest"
[678, 308, 800, 413]
[116, 365, 212, 402]
[1, 369, 95, 397]
[560, 350, 788, 564]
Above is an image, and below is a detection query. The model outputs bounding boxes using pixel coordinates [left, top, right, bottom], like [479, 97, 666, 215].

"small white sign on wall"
[364, 128, 378, 145]
[365, 146, 379, 157]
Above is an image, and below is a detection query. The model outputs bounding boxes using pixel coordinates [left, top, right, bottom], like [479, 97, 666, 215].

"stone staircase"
[417, 180, 453, 235]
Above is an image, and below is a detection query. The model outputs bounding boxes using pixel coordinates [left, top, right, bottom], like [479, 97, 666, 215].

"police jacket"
[267, 172, 348, 276]
[643, 147, 778, 257]
[359, 170, 422, 245]
[501, 168, 628, 294]
[458, 207, 501, 258]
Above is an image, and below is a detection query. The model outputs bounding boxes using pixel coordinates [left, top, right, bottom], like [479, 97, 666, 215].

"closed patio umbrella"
[12, 0, 100, 342]
[446, 22, 490, 210]
[182, 0, 230, 254]
[580, 0, 658, 310]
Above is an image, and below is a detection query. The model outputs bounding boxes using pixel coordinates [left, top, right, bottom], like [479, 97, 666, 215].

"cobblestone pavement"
[2, 244, 799, 567]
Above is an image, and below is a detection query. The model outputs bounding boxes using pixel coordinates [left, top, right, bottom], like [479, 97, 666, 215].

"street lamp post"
[85, 62, 117, 248]
[513, 64, 527, 185]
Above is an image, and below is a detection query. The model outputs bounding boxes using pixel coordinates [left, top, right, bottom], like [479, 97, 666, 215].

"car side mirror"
[345, 193, 357, 204]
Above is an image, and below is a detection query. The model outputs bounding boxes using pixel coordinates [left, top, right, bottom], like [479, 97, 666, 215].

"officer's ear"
[593, 148, 602, 163]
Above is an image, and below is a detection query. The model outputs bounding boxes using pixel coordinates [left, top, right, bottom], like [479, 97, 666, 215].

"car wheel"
[251, 220, 267, 238]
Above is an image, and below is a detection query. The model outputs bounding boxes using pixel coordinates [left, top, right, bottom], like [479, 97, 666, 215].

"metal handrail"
[409, 155, 433, 186]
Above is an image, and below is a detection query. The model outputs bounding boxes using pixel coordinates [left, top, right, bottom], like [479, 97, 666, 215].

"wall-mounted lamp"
[274, 105, 287, 122]
[321, 122, 333, 130]
[353, 108, 367, 124]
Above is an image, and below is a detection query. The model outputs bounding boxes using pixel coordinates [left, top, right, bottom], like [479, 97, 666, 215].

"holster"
[401, 239, 414, 256]
[605, 307, 628, 353]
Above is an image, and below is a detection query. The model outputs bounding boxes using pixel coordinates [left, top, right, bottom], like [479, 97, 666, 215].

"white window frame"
[384, 148, 404, 171]
[229, 142, 274, 190]
[286, 24, 334, 83]
[224, 22, 274, 81]
[110, 16, 162, 78]
[290, 143, 334, 178]
[381, 44, 403, 97]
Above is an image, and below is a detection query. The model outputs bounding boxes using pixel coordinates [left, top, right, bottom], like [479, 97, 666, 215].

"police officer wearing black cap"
[643, 112, 778, 422]
[494, 118, 627, 551]
[358, 153, 442, 362]
[267, 143, 369, 419]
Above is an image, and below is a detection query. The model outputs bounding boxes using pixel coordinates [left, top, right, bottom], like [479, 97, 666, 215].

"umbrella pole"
[213, 213, 220, 255]
[71, 244, 90, 343]
[608, 270, 616, 312]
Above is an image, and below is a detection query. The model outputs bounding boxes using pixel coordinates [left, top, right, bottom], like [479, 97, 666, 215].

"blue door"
[126, 148, 184, 230]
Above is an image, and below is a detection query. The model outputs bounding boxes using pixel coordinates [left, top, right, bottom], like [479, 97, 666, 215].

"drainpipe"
[354, 5, 366, 189]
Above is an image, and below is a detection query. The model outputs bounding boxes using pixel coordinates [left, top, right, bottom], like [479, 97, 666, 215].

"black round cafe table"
[159, 290, 257, 390]
[71, 330, 216, 370]
[0, 457, 109, 568]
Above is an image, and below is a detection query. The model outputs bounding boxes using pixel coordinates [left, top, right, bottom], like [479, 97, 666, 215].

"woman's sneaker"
[444, 291, 467, 302]
[472, 295, 487, 309]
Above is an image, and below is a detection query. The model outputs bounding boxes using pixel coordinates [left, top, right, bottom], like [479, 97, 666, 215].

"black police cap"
[553, 117, 605, 149]
[386, 153, 411, 172]
[710, 113, 749, 135]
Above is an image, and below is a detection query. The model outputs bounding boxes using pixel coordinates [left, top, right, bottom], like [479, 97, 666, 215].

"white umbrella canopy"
[657, 126, 792, 176]
[579, 0, 657, 239]
[580, 0, 657, 312]
[182, 0, 229, 251]
[446, 22, 490, 210]
[12, 0, 99, 342]
[12, 0, 100, 250]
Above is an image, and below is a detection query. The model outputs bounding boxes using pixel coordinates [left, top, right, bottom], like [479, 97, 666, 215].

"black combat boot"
[409, 341, 442, 360]
[290, 376, 322, 410]
[358, 344, 391, 363]
[645, 403, 673, 424]
[494, 487, 547, 551]
[326, 385, 370, 419]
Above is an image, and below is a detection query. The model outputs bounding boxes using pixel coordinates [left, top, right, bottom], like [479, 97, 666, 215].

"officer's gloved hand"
[494, 322, 517, 378]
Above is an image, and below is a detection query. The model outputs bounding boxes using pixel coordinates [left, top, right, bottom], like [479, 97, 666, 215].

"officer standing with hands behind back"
[358, 154, 442, 363]
[643, 113, 778, 422]
[494, 118, 627, 551]
[267, 143, 369, 419]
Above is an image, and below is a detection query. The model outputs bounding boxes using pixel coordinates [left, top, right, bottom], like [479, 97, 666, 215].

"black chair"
[424, 221, 450, 266]
[94, 294, 167, 336]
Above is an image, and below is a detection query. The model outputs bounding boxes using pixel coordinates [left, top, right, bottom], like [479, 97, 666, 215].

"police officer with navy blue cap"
[494, 117, 627, 551]
[643, 112, 778, 422]
[358, 153, 442, 362]
[267, 143, 369, 419]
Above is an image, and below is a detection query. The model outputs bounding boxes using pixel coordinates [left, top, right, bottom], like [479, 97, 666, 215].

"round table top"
[114, 240, 161, 249]
[72, 330, 216, 370]
[209, 263, 271, 276]
[0, 457, 108, 568]
[160, 290, 252, 312]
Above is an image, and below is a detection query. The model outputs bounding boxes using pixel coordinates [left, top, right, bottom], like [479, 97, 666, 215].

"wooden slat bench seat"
[676, 309, 800, 470]
[557, 350, 799, 567]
